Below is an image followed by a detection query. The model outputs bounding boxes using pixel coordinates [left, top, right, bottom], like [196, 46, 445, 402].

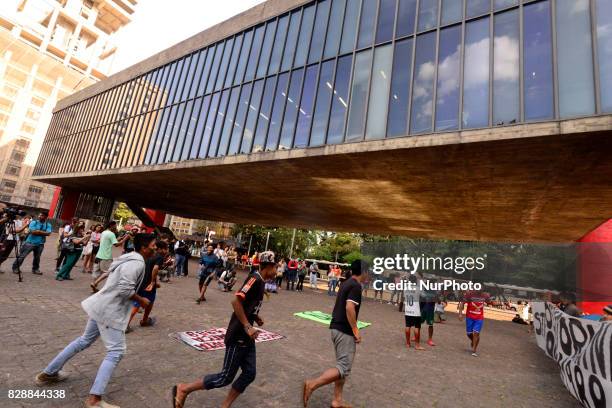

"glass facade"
[35, 0, 612, 177]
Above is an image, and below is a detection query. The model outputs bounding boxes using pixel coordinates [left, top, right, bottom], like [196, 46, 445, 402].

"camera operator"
[12, 211, 52, 275]
[0, 211, 31, 271]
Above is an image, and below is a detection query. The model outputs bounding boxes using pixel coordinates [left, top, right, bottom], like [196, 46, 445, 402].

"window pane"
[252, 76, 278, 152]
[181, 55, 198, 102]
[206, 43, 225, 94]
[179, 97, 202, 161]
[311, 60, 336, 146]
[340, 0, 361, 54]
[196, 46, 215, 96]
[597, 0, 612, 112]
[324, 0, 346, 59]
[198, 92, 220, 157]
[328, 55, 353, 144]
[357, 0, 377, 49]
[215, 38, 234, 91]
[189, 51, 207, 99]
[376, 0, 397, 44]
[225, 34, 243, 88]
[257, 21, 277, 79]
[418, 0, 438, 32]
[387, 39, 413, 137]
[441, 0, 463, 25]
[279, 68, 305, 149]
[217, 87, 241, 156]
[410, 31, 436, 133]
[241, 79, 265, 153]
[171, 100, 193, 161]
[295, 5, 316, 67]
[435, 25, 461, 131]
[266, 72, 290, 150]
[347, 50, 373, 141]
[309, 0, 331, 64]
[234, 30, 253, 85]
[228, 84, 253, 155]
[493, 9, 519, 125]
[494, 0, 518, 10]
[281, 11, 302, 71]
[467, 0, 490, 18]
[524, 0, 553, 121]
[366, 44, 394, 139]
[294, 65, 319, 148]
[463, 17, 490, 129]
[208, 90, 230, 157]
[245, 26, 265, 82]
[396, 0, 417, 38]
[167, 60, 184, 104]
[156, 105, 178, 163]
[556, 0, 595, 117]
[269, 15, 289, 75]
[189, 95, 210, 159]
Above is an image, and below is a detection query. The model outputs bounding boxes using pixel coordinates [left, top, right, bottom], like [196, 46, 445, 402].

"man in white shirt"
[404, 275, 424, 350]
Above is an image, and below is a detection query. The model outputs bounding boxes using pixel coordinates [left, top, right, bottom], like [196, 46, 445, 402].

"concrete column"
[577, 219, 612, 315]
[55, 189, 80, 221]
[39, 6, 61, 52]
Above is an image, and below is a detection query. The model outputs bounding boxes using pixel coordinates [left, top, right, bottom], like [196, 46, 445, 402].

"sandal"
[172, 385, 184, 408]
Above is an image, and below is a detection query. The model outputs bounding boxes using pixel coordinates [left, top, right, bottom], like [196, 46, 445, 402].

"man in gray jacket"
[35, 233, 157, 408]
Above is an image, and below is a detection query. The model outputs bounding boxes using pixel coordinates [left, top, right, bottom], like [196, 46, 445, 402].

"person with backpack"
[56, 224, 91, 281]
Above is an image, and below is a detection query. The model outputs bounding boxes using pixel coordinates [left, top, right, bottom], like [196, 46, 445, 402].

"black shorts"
[199, 273, 214, 286]
[405, 315, 421, 328]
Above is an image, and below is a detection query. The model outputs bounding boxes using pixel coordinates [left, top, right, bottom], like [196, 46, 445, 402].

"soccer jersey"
[464, 291, 489, 320]
[404, 288, 421, 317]
[225, 272, 264, 346]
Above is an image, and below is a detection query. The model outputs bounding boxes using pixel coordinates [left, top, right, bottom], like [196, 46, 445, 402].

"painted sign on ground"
[173, 328, 284, 351]
[533, 302, 612, 408]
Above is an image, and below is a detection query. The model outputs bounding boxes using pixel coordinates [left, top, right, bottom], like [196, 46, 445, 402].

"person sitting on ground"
[218, 267, 238, 292]
[434, 298, 447, 323]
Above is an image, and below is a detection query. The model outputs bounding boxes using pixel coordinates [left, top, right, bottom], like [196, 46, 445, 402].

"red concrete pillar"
[577, 219, 612, 315]
[48, 187, 62, 218]
[56, 189, 80, 221]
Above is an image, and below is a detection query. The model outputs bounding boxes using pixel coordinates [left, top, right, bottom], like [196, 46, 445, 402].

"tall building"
[0, 0, 138, 209]
[32, 0, 612, 242]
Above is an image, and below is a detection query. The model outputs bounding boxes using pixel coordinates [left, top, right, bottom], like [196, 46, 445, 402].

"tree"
[113, 202, 134, 225]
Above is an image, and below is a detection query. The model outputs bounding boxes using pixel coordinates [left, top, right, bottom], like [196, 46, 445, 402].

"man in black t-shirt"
[172, 251, 278, 408]
[303, 260, 367, 408]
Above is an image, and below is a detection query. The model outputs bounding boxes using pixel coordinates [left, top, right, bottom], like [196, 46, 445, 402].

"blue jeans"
[12, 242, 44, 273]
[175, 254, 186, 276]
[328, 279, 338, 295]
[44, 318, 126, 396]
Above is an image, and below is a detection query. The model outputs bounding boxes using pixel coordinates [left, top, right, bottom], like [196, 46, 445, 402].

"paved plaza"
[1, 239, 579, 408]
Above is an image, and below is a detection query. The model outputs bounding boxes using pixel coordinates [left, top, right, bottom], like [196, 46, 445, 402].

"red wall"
[577, 219, 612, 315]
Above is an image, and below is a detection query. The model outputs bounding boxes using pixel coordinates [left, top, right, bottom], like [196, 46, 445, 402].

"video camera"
[1, 206, 27, 221]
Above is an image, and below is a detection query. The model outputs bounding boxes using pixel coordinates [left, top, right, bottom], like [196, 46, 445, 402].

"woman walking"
[56, 225, 90, 281]
[82, 224, 102, 273]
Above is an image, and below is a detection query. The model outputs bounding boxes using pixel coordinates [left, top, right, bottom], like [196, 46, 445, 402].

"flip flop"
[171, 385, 181, 408]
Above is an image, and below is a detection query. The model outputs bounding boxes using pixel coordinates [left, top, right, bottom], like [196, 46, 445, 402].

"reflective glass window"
[347, 50, 373, 141]
[366, 44, 394, 139]
[557, 0, 595, 117]
[281, 11, 302, 72]
[196, 46, 215, 96]
[294, 65, 318, 148]
[376, 0, 396, 44]
[190, 95, 211, 159]
[217, 86, 241, 157]
[357, 0, 377, 49]
[269, 15, 289, 75]
[435, 25, 461, 131]
[493, 9, 519, 125]
[418, 0, 438, 32]
[176, 55, 194, 103]
[228, 84, 253, 155]
[309, 0, 331, 64]
[410, 31, 436, 133]
[169, 102, 190, 161]
[463, 17, 490, 129]
[311, 60, 336, 146]
[241, 79, 265, 153]
[257, 21, 277, 79]
[328, 55, 353, 144]
[253, 76, 278, 152]
[324, 0, 346, 59]
[279, 68, 305, 149]
[494, 0, 518, 10]
[340, 0, 361, 54]
[179, 97, 202, 161]
[189, 50, 207, 100]
[198, 92, 220, 158]
[156, 105, 178, 163]
[168, 59, 186, 104]
[208, 90, 230, 157]
[206, 43, 225, 94]
[245, 25, 265, 82]
[597, 0, 612, 112]
[234, 30, 253, 85]
[524, 0, 553, 121]
[441, 0, 463, 25]
[295, 5, 316, 68]
[266, 72, 290, 151]
[387, 38, 413, 137]
[225, 34, 243, 88]
[215, 38, 234, 91]
[467, 0, 490, 18]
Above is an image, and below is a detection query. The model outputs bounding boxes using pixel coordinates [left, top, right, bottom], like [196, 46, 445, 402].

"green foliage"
[113, 202, 134, 224]
[231, 224, 317, 259]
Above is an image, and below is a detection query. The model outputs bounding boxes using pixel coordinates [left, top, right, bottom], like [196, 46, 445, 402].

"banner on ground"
[294, 310, 371, 329]
[173, 328, 284, 351]
[533, 302, 612, 407]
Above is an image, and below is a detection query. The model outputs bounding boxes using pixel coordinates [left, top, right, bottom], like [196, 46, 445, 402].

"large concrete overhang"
[33, 116, 612, 242]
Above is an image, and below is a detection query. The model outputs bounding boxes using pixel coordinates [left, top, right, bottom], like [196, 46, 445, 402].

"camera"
[1, 206, 27, 221]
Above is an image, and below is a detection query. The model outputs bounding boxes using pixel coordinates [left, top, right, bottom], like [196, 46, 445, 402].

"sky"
[111, 0, 266, 74]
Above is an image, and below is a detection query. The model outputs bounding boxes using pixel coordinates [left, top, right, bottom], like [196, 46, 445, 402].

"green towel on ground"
[294, 310, 371, 329]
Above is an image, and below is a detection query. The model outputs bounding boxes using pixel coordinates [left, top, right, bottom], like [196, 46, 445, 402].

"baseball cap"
[259, 251, 276, 265]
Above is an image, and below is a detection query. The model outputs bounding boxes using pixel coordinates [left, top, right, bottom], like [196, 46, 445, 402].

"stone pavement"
[0, 239, 579, 408]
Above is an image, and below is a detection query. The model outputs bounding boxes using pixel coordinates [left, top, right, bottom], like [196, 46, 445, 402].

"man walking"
[286, 258, 298, 291]
[196, 244, 219, 304]
[12, 212, 52, 275]
[458, 289, 490, 357]
[172, 251, 278, 408]
[303, 260, 367, 408]
[35, 234, 157, 408]
[309, 262, 319, 290]
[91, 221, 129, 292]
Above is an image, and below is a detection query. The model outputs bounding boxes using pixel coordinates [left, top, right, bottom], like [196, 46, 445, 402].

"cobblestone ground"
[0, 238, 579, 408]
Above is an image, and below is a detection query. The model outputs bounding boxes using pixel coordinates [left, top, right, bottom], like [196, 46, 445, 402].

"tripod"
[0, 220, 23, 282]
